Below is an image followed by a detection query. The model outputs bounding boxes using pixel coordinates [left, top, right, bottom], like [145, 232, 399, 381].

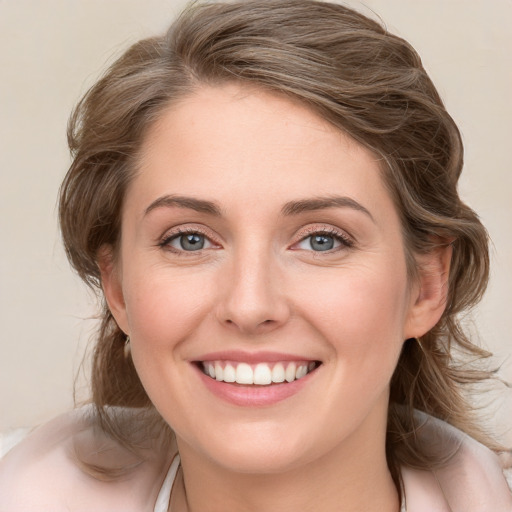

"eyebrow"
[144, 195, 222, 216]
[144, 194, 374, 222]
[281, 196, 374, 222]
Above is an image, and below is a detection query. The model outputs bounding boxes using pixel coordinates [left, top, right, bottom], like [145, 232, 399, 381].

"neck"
[172, 426, 399, 512]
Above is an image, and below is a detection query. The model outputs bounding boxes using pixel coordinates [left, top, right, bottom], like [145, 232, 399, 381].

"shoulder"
[0, 406, 173, 512]
[402, 412, 512, 512]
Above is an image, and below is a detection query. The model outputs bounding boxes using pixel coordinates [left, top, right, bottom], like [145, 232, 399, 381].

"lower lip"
[193, 364, 317, 407]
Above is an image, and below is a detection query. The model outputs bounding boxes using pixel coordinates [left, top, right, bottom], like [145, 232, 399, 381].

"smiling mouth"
[198, 360, 321, 385]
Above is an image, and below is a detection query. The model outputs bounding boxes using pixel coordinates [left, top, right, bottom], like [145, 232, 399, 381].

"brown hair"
[59, 0, 496, 482]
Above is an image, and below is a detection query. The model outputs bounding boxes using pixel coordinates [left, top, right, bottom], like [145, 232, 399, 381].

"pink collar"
[401, 412, 512, 511]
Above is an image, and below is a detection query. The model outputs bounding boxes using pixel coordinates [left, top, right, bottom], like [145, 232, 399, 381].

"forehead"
[129, 84, 394, 221]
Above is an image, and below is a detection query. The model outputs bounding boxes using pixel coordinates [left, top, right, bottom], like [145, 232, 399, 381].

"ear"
[97, 245, 130, 335]
[404, 243, 452, 339]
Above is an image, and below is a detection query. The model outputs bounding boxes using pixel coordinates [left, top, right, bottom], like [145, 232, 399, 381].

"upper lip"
[192, 350, 319, 364]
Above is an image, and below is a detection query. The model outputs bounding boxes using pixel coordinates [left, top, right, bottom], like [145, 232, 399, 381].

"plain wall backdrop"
[1, 0, 511, 442]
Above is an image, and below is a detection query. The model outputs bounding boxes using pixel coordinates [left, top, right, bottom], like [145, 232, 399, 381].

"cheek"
[301, 265, 410, 335]
[121, 268, 216, 423]
[123, 266, 214, 352]
[296, 262, 410, 376]
[292, 267, 410, 435]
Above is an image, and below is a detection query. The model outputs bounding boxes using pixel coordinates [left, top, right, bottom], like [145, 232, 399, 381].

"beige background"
[1, 0, 511, 442]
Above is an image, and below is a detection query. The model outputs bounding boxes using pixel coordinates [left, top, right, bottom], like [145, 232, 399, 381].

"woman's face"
[103, 84, 439, 474]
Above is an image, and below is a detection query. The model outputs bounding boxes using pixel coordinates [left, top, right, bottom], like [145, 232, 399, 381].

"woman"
[0, 1, 510, 510]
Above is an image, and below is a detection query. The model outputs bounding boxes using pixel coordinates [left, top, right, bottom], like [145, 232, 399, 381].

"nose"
[215, 245, 291, 335]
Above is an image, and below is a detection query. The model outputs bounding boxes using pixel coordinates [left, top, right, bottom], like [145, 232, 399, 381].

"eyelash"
[293, 225, 354, 252]
[158, 225, 354, 255]
[159, 226, 220, 255]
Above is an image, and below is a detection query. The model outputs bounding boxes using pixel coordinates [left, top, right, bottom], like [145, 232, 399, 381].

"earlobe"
[97, 245, 130, 334]
[404, 243, 452, 339]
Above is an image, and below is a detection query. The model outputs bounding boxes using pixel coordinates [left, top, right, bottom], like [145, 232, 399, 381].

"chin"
[178, 420, 327, 475]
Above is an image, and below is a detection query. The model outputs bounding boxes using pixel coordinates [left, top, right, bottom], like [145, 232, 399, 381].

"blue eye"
[309, 234, 336, 251]
[298, 234, 339, 251]
[295, 231, 352, 252]
[165, 232, 212, 251]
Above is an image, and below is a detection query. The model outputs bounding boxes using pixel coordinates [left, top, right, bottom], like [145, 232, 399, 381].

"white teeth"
[271, 363, 285, 383]
[296, 365, 308, 379]
[254, 363, 272, 385]
[214, 362, 224, 381]
[202, 361, 318, 385]
[236, 363, 254, 384]
[223, 363, 236, 382]
[285, 363, 297, 383]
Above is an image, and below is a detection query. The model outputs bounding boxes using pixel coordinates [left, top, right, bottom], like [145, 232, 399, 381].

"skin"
[101, 84, 450, 512]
